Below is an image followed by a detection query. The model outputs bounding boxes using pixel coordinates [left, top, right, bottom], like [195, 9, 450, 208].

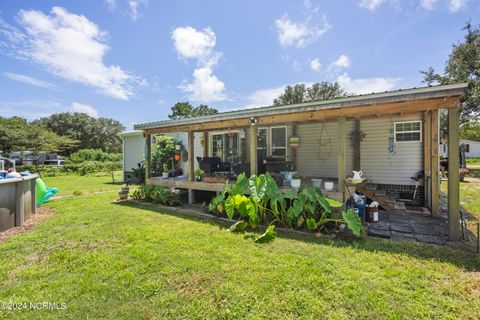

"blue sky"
[0, 0, 476, 130]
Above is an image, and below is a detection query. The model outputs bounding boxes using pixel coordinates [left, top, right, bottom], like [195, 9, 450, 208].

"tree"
[460, 119, 480, 141]
[0, 116, 78, 154]
[168, 102, 218, 120]
[422, 22, 480, 123]
[273, 82, 348, 106]
[33, 113, 124, 154]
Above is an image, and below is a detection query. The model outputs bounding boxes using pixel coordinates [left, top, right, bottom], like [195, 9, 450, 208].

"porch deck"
[147, 177, 356, 202]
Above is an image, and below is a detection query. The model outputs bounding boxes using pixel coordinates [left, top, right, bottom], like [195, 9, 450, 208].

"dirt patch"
[0, 207, 56, 243]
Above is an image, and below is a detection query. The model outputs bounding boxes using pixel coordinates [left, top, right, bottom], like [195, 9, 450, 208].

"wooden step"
[384, 196, 395, 203]
[394, 202, 406, 211]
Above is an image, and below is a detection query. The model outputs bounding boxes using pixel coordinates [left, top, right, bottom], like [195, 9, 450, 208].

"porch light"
[250, 117, 257, 126]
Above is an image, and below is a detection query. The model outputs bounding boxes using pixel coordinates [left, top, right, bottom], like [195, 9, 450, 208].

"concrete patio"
[367, 211, 448, 245]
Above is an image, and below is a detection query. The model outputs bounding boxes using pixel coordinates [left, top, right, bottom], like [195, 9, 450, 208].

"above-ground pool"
[0, 174, 38, 232]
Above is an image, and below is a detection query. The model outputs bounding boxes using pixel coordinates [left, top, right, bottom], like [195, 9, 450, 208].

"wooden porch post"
[249, 124, 258, 176]
[202, 132, 208, 157]
[431, 110, 440, 215]
[353, 120, 361, 171]
[188, 131, 195, 204]
[338, 117, 347, 198]
[145, 134, 151, 180]
[423, 111, 432, 209]
[448, 104, 460, 241]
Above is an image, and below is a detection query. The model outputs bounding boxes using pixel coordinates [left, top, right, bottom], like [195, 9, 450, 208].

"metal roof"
[134, 83, 468, 130]
[119, 130, 143, 137]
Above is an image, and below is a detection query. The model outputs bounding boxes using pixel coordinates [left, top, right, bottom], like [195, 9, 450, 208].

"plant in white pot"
[290, 174, 302, 189]
[162, 163, 169, 179]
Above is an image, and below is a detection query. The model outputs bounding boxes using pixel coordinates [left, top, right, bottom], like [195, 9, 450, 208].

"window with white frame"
[270, 126, 287, 156]
[394, 121, 422, 142]
[211, 132, 239, 162]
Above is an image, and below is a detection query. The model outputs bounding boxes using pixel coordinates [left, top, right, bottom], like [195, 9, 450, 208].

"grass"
[467, 157, 480, 169]
[0, 192, 479, 319]
[41, 171, 123, 196]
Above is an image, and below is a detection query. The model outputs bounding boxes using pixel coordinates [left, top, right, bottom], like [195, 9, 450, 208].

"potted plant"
[194, 169, 205, 181]
[118, 185, 129, 200]
[290, 174, 302, 189]
[162, 163, 169, 179]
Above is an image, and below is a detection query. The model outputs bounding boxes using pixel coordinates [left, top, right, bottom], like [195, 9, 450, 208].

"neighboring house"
[121, 130, 203, 182]
[440, 139, 480, 158]
[134, 83, 468, 240]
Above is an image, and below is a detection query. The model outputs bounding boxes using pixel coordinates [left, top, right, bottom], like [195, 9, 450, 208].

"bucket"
[324, 181, 334, 191]
[366, 206, 379, 223]
[355, 204, 365, 220]
[311, 178, 322, 188]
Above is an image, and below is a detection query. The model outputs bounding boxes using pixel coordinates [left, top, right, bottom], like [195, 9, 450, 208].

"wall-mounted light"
[250, 117, 258, 126]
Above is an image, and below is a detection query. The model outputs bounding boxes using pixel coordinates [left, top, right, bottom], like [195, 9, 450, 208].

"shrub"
[131, 185, 180, 206]
[68, 149, 122, 163]
[209, 173, 362, 243]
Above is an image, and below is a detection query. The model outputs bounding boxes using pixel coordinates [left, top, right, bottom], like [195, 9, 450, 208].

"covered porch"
[135, 83, 467, 240]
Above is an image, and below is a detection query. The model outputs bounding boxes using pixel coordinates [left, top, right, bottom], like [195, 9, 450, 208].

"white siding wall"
[465, 140, 480, 158]
[360, 114, 423, 185]
[123, 134, 145, 172]
[296, 120, 355, 178]
[293, 115, 423, 185]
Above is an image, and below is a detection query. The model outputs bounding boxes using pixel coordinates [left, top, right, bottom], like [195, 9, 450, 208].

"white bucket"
[311, 178, 322, 188]
[324, 181, 334, 191]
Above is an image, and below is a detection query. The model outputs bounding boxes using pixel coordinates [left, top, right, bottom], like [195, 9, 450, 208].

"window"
[270, 127, 287, 157]
[394, 121, 422, 142]
[212, 132, 239, 162]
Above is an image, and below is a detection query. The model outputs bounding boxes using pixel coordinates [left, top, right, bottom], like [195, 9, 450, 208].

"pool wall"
[0, 174, 38, 232]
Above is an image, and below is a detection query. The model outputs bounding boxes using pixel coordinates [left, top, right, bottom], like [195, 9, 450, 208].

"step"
[384, 196, 395, 203]
[374, 190, 386, 197]
[394, 202, 406, 211]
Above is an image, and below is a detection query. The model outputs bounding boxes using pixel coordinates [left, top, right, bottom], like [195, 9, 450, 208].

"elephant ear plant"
[209, 173, 363, 243]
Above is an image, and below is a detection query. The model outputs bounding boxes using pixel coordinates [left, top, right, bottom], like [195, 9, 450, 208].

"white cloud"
[293, 60, 301, 71]
[105, 0, 117, 11]
[310, 58, 321, 71]
[448, 0, 468, 12]
[275, 14, 331, 48]
[419, 0, 438, 9]
[330, 54, 351, 69]
[70, 102, 99, 118]
[181, 67, 225, 102]
[3, 72, 57, 90]
[337, 73, 400, 95]
[172, 26, 217, 62]
[358, 0, 385, 11]
[128, 0, 149, 21]
[245, 85, 287, 108]
[0, 6, 139, 100]
[172, 26, 226, 102]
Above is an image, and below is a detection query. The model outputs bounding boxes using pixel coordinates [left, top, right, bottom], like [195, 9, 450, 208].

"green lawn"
[42, 171, 123, 196]
[0, 192, 479, 319]
[441, 181, 480, 222]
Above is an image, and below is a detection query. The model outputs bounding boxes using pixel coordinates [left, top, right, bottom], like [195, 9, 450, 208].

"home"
[440, 138, 480, 158]
[134, 83, 468, 240]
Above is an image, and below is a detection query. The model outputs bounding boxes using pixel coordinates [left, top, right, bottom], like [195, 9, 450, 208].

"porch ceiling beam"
[144, 96, 459, 135]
